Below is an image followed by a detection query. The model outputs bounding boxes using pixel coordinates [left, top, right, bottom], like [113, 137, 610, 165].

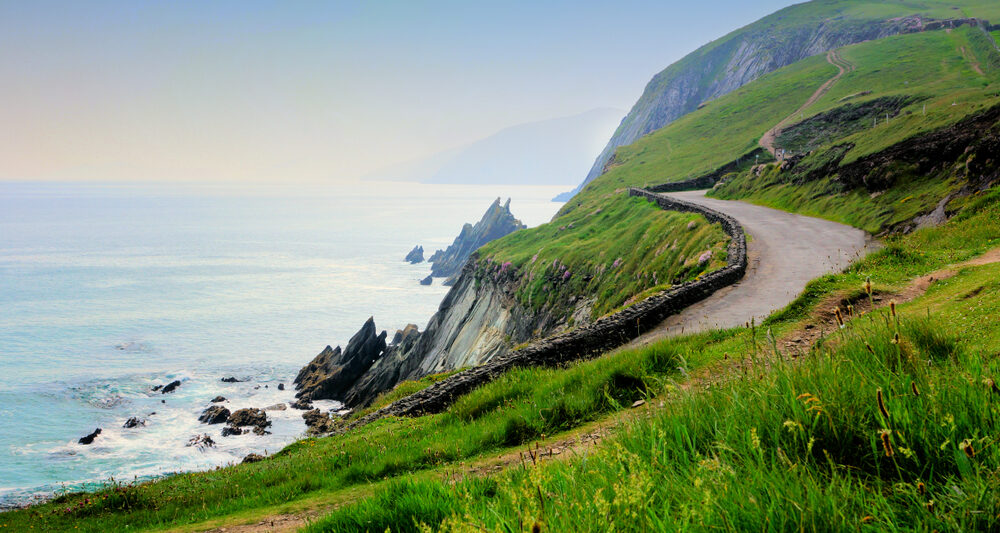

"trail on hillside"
[628, 190, 873, 347]
[759, 50, 854, 157]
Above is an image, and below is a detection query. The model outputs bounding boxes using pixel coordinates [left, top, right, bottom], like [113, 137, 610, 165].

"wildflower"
[917, 482, 926, 495]
[562, 270, 572, 281]
[911, 381, 920, 397]
[865, 277, 872, 295]
[865, 343, 876, 355]
[963, 441, 975, 459]
[986, 378, 1000, 394]
[532, 522, 543, 533]
[880, 430, 894, 457]
[834, 307, 845, 328]
[926, 500, 934, 511]
[847, 304, 855, 318]
[890, 300, 897, 318]
[861, 516, 874, 524]
[877, 389, 890, 419]
[891, 332, 900, 344]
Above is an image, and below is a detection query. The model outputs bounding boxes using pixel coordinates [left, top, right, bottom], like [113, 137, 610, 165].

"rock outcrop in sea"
[405, 245, 425, 264]
[294, 317, 387, 401]
[428, 198, 525, 283]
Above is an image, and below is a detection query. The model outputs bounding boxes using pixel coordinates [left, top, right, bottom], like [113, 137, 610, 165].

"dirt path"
[759, 50, 853, 157]
[628, 190, 874, 347]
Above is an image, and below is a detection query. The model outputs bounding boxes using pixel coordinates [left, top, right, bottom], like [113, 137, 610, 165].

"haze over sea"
[0, 180, 565, 507]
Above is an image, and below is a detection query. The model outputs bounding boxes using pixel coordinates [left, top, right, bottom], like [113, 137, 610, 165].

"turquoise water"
[0, 180, 564, 507]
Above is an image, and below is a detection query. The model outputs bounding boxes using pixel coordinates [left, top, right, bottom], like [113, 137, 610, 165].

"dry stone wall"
[342, 188, 747, 430]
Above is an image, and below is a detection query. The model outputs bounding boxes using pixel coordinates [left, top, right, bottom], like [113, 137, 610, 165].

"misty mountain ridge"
[365, 108, 623, 186]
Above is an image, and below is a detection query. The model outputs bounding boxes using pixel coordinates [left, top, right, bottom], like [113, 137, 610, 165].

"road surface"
[629, 189, 874, 346]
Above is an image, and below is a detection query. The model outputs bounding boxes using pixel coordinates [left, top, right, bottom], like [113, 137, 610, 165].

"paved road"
[629, 190, 874, 346]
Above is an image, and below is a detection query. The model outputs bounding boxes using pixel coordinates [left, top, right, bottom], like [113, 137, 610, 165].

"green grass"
[477, 196, 730, 320]
[306, 187, 1000, 533]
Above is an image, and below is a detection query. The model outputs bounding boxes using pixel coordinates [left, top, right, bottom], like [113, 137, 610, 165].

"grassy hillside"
[306, 180, 1000, 532]
[7, 3, 1000, 532]
[713, 27, 1000, 233]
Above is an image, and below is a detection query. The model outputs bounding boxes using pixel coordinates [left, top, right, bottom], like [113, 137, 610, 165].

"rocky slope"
[564, 6, 988, 199]
[429, 198, 526, 283]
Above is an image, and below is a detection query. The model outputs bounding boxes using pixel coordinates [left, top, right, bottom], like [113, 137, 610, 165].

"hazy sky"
[0, 1, 795, 183]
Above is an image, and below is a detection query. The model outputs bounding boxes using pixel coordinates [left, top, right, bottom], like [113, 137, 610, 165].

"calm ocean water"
[0, 180, 565, 507]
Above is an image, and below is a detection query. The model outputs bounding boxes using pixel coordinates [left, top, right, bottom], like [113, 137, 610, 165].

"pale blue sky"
[0, 1, 796, 182]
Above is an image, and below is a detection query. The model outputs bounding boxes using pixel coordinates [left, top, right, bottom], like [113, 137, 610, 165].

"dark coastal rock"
[186, 434, 215, 450]
[428, 198, 526, 280]
[122, 417, 145, 429]
[405, 245, 425, 264]
[78, 428, 101, 445]
[251, 426, 271, 436]
[160, 380, 182, 394]
[277, 383, 285, 391]
[220, 377, 242, 383]
[210, 396, 227, 403]
[419, 274, 433, 286]
[302, 409, 338, 435]
[221, 427, 243, 437]
[228, 408, 268, 429]
[290, 398, 313, 410]
[242, 453, 265, 464]
[294, 317, 387, 402]
[199, 405, 231, 425]
[151, 385, 162, 392]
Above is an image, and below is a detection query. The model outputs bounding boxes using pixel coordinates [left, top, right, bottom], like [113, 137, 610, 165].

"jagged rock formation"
[294, 317, 388, 401]
[337, 189, 748, 430]
[428, 198, 525, 282]
[405, 245, 424, 264]
[299, 254, 600, 409]
[564, 11, 991, 201]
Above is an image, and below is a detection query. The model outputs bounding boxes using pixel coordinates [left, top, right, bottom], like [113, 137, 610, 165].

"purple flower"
[562, 270, 572, 281]
[552, 259, 559, 269]
[501, 261, 512, 272]
[612, 257, 622, 269]
[698, 250, 712, 264]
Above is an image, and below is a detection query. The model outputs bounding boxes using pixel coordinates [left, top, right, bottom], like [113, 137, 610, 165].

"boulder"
[290, 398, 314, 410]
[294, 317, 387, 402]
[122, 417, 146, 429]
[228, 408, 268, 428]
[251, 426, 271, 436]
[160, 380, 182, 394]
[302, 409, 338, 435]
[242, 453, 265, 464]
[420, 274, 433, 286]
[405, 245, 425, 264]
[221, 426, 243, 437]
[198, 405, 231, 425]
[186, 434, 215, 450]
[220, 377, 242, 383]
[264, 403, 287, 411]
[277, 383, 285, 391]
[78, 428, 102, 445]
[210, 396, 227, 403]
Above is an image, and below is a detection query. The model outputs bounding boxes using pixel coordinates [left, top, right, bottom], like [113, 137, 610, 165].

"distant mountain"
[366, 108, 623, 186]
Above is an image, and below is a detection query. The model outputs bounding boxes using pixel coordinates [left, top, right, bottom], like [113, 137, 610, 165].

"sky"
[0, 0, 797, 183]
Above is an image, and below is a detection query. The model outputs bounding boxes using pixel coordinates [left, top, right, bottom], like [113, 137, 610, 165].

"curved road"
[629, 189, 874, 346]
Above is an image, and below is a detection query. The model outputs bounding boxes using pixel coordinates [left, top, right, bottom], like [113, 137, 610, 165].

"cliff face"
[429, 198, 526, 282]
[568, 9, 962, 199]
[318, 259, 592, 408]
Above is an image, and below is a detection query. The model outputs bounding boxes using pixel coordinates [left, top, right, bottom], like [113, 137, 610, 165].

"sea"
[0, 180, 566, 508]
